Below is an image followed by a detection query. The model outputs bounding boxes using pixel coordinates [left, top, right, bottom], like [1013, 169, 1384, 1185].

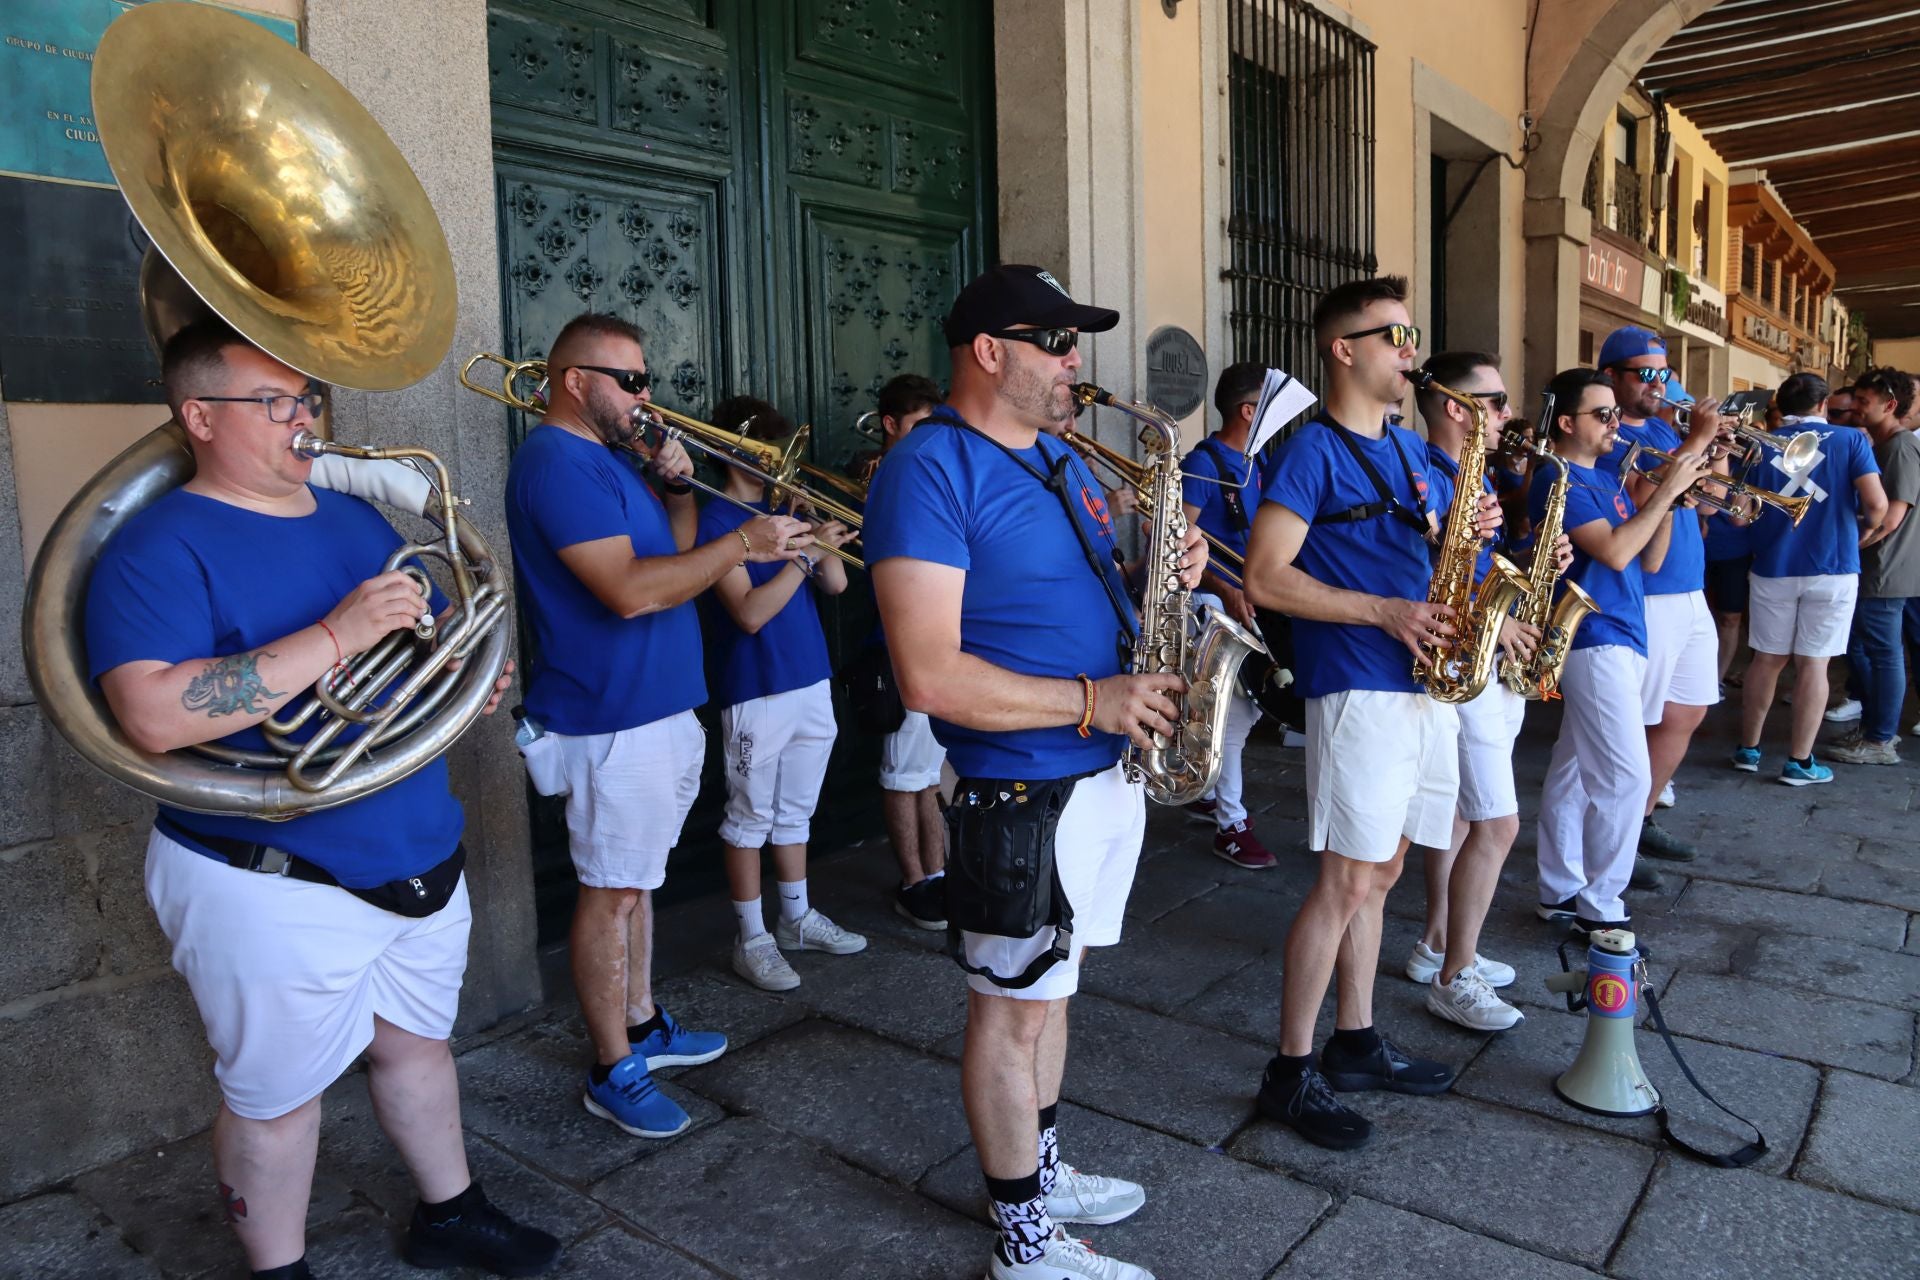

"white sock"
[925, 868, 945, 881]
[777, 879, 809, 922]
[733, 898, 767, 941]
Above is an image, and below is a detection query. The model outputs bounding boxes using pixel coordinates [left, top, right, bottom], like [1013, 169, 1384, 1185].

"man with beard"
[867, 265, 1203, 1280]
[505, 313, 811, 1139]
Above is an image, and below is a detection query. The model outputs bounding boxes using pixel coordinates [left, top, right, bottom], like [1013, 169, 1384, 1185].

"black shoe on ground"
[1536, 897, 1578, 923]
[1319, 1032, 1456, 1096]
[1638, 818, 1698, 862]
[403, 1182, 562, 1277]
[1256, 1059, 1372, 1150]
[252, 1261, 313, 1280]
[893, 877, 947, 931]
[1629, 858, 1662, 891]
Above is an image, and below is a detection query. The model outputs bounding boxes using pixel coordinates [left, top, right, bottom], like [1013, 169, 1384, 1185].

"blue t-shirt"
[696, 498, 833, 707]
[1748, 421, 1880, 579]
[1531, 461, 1646, 656]
[1424, 442, 1496, 585]
[85, 487, 464, 887]
[1258, 414, 1436, 697]
[1703, 507, 1751, 561]
[1180, 436, 1253, 574]
[505, 425, 705, 735]
[862, 410, 1132, 780]
[1600, 417, 1704, 596]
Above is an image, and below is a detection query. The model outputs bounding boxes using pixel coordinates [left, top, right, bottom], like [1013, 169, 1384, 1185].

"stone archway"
[1520, 0, 1725, 398]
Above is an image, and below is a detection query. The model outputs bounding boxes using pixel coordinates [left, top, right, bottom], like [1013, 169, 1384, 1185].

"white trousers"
[1536, 645, 1651, 923]
[1201, 687, 1260, 827]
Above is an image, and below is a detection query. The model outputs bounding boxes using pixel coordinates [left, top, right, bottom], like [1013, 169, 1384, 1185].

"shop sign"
[1584, 238, 1645, 303]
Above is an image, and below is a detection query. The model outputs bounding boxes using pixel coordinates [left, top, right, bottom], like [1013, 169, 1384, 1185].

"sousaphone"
[22, 1, 508, 818]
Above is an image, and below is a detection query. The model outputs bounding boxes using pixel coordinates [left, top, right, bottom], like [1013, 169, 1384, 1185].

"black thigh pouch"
[943, 773, 1088, 990]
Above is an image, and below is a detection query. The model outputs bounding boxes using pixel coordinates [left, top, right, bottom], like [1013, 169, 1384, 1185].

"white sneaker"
[1656, 781, 1675, 809]
[1043, 1167, 1145, 1226]
[732, 933, 800, 991]
[774, 907, 868, 955]
[1825, 698, 1863, 723]
[1404, 940, 1515, 989]
[1426, 971, 1524, 1031]
[988, 1227, 1156, 1280]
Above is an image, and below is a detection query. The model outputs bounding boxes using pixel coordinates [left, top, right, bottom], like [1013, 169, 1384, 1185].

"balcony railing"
[1610, 160, 1645, 242]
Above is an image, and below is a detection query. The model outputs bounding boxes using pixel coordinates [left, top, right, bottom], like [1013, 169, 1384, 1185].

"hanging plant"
[1668, 268, 1691, 322]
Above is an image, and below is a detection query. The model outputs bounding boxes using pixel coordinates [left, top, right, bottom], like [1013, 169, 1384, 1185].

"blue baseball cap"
[1597, 325, 1666, 369]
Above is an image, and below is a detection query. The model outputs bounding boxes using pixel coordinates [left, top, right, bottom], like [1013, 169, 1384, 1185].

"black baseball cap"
[942, 264, 1120, 348]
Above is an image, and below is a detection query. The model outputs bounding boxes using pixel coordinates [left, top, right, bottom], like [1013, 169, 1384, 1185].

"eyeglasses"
[1576, 406, 1623, 426]
[1609, 365, 1672, 385]
[1341, 323, 1421, 350]
[989, 327, 1078, 357]
[572, 365, 654, 395]
[1465, 390, 1510, 412]
[192, 389, 328, 423]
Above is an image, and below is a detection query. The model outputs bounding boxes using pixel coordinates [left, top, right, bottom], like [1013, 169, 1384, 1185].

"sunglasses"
[1576, 406, 1623, 426]
[193, 389, 328, 423]
[1466, 390, 1510, 412]
[573, 365, 654, 395]
[1610, 365, 1672, 385]
[990, 327, 1078, 357]
[1342, 323, 1421, 350]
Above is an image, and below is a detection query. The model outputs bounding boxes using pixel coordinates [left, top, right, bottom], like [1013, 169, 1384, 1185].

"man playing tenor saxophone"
[866, 264, 1203, 1280]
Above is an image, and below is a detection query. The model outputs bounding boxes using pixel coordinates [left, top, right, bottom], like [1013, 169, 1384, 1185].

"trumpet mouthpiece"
[290, 431, 330, 458]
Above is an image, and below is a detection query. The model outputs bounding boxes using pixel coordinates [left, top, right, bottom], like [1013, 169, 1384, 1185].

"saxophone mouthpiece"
[1402, 368, 1433, 392]
[1071, 382, 1116, 409]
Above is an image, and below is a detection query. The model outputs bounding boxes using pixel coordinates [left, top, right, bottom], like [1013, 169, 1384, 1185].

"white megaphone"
[1544, 929, 1659, 1117]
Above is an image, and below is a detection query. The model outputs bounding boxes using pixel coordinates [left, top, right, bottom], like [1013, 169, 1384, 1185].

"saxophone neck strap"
[1317, 417, 1434, 539]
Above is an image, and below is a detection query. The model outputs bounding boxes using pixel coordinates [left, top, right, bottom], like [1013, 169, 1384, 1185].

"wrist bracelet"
[662, 478, 693, 495]
[796, 552, 817, 577]
[317, 619, 344, 667]
[734, 527, 753, 563]
[1076, 673, 1096, 738]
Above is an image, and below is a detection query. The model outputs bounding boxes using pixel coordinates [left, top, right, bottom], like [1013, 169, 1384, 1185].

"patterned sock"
[777, 878, 809, 923]
[733, 898, 767, 941]
[984, 1171, 1052, 1265]
[1036, 1103, 1062, 1195]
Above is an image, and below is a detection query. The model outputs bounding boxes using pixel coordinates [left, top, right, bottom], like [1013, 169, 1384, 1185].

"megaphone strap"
[1642, 984, 1769, 1169]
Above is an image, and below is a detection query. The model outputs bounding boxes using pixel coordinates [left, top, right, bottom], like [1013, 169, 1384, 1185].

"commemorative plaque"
[1144, 325, 1207, 419]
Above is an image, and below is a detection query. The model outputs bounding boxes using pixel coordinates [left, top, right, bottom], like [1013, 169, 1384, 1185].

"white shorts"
[553, 710, 705, 890]
[719, 679, 838, 847]
[963, 763, 1146, 1002]
[1748, 573, 1858, 658]
[880, 710, 946, 792]
[145, 829, 470, 1120]
[1641, 590, 1721, 721]
[1455, 680, 1526, 823]
[1305, 689, 1460, 861]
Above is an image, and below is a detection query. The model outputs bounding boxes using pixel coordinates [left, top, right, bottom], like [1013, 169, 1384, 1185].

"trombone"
[1061, 428, 1248, 588]
[460, 352, 864, 567]
[1621, 441, 1811, 526]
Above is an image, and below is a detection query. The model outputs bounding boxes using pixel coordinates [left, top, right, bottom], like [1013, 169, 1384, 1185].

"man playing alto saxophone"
[866, 265, 1203, 1280]
[1241, 277, 1492, 1151]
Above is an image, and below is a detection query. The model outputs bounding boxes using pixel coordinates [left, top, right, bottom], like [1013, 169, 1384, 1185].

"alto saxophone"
[1407, 371, 1531, 703]
[1071, 384, 1266, 805]
[1498, 393, 1598, 700]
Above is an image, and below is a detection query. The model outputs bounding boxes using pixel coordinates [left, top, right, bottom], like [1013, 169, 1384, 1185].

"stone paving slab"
[1272, 1195, 1602, 1279]
[547, 1226, 723, 1278]
[678, 1018, 971, 1185]
[1122, 850, 1227, 923]
[512, 970, 810, 1074]
[454, 1036, 724, 1185]
[1150, 880, 1298, 951]
[1735, 932, 1920, 1011]
[1671, 880, 1909, 948]
[1823, 840, 1920, 913]
[1230, 1092, 1656, 1268]
[1611, 1159, 1920, 1280]
[1453, 1009, 1817, 1175]
[0, 1192, 160, 1279]
[1077, 909, 1265, 1016]
[1655, 971, 1914, 1078]
[777, 933, 969, 1051]
[917, 1101, 1331, 1280]
[590, 1117, 980, 1279]
[1796, 1070, 1920, 1214]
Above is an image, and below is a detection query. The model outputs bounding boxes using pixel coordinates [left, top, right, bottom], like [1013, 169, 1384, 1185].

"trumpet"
[461, 352, 864, 567]
[1061, 428, 1249, 588]
[1659, 394, 1819, 475]
[1621, 442, 1811, 526]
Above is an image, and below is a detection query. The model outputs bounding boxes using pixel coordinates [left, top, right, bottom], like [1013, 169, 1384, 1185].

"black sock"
[589, 1062, 614, 1086]
[1036, 1102, 1058, 1134]
[251, 1260, 312, 1280]
[1792, 755, 1814, 768]
[1267, 1051, 1314, 1081]
[1332, 1025, 1381, 1055]
[628, 1011, 666, 1044]
[419, 1180, 481, 1223]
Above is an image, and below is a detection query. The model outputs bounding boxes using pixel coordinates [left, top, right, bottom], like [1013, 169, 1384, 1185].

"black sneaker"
[1638, 819, 1698, 862]
[252, 1261, 313, 1280]
[1536, 897, 1578, 923]
[1256, 1059, 1371, 1150]
[403, 1183, 563, 1277]
[893, 877, 946, 931]
[1629, 858, 1662, 891]
[1319, 1033, 1456, 1096]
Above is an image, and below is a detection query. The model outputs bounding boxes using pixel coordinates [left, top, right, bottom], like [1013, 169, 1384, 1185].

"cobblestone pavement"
[5, 694, 1918, 1279]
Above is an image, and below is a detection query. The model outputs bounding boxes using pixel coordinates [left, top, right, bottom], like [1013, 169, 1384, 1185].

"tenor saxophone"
[1407, 371, 1531, 703]
[1071, 384, 1266, 805]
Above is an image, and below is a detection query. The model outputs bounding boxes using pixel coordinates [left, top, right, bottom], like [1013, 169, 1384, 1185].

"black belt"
[156, 813, 342, 886]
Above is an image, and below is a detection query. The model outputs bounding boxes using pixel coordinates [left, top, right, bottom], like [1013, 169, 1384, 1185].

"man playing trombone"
[504, 313, 812, 1140]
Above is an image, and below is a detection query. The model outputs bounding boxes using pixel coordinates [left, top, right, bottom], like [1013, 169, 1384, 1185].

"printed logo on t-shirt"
[1412, 469, 1430, 502]
[1614, 493, 1632, 520]
[1079, 483, 1113, 535]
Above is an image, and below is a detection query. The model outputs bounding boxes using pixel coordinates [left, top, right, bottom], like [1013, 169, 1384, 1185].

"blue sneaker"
[583, 1056, 689, 1139]
[1730, 746, 1761, 772]
[1779, 757, 1834, 787]
[631, 1007, 727, 1070]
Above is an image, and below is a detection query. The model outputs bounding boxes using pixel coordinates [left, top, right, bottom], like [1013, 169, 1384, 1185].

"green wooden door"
[487, 0, 993, 939]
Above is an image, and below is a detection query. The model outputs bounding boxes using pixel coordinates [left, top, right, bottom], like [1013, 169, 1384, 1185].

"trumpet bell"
[1777, 430, 1821, 475]
[93, 1, 457, 390]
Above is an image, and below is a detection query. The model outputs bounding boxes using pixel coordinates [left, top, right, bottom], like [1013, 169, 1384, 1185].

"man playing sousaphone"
[86, 321, 561, 1279]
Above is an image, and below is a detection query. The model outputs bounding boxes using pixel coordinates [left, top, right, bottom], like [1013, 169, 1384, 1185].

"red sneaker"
[1213, 820, 1276, 869]
[1182, 796, 1219, 827]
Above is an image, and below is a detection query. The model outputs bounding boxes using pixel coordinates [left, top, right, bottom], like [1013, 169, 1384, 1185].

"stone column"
[1524, 195, 1592, 410]
[307, 0, 541, 1029]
